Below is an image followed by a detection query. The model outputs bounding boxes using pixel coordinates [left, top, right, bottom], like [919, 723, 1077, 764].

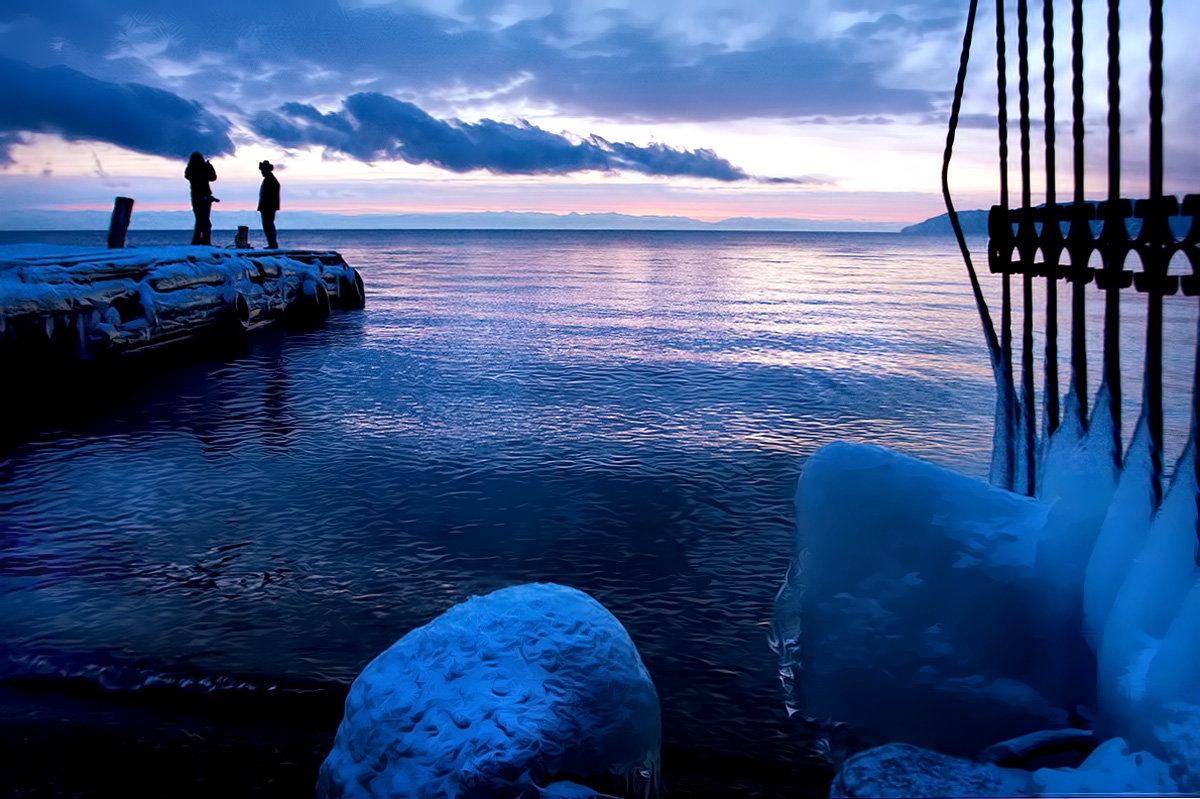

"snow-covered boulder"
[317, 583, 660, 799]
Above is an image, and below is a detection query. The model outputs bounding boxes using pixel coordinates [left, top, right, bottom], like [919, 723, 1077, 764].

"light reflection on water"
[0, 229, 1117, 790]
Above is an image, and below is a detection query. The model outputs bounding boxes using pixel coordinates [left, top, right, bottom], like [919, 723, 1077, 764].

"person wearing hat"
[258, 160, 281, 249]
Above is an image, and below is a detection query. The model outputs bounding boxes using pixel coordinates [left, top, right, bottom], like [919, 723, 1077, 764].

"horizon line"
[0, 226, 929, 235]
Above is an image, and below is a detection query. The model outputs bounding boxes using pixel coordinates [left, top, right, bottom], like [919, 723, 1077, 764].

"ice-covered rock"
[317, 583, 660, 799]
[979, 727, 1099, 770]
[830, 737, 1178, 798]
[829, 742, 1035, 798]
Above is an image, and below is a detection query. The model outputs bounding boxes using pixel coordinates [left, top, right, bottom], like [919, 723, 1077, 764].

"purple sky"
[0, 0, 1195, 228]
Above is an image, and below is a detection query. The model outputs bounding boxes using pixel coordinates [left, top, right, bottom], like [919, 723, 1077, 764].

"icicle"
[1098, 441, 1198, 739]
[990, 387, 1017, 490]
[1012, 393, 1034, 496]
[1083, 409, 1159, 648]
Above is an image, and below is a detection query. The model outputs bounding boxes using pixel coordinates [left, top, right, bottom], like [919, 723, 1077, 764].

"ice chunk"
[829, 742, 1035, 798]
[783, 442, 1069, 754]
[317, 583, 660, 799]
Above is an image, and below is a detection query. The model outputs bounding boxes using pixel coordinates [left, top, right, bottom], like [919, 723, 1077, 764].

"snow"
[317, 583, 660, 799]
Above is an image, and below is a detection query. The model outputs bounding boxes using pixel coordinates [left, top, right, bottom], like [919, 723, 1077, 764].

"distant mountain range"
[0, 208, 899, 233]
[26, 205, 1187, 236]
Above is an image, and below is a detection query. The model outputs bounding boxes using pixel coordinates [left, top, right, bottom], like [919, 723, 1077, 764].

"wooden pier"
[0, 245, 365, 363]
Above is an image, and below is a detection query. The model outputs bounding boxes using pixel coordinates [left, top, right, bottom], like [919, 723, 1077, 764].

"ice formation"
[317, 583, 660, 799]
[775, 424, 1200, 792]
[779, 441, 1064, 756]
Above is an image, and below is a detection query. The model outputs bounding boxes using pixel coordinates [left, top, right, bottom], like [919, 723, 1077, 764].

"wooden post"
[235, 226, 250, 248]
[107, 196, 134, 249]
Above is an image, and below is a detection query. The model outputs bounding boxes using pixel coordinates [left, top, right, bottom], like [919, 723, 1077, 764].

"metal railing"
[944, 0, 1196, 500]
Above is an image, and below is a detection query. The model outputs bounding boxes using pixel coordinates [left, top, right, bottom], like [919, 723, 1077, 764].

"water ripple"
[0, 230, 1051, 790]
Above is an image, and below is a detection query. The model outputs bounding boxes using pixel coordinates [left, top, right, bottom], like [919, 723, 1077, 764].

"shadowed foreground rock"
[317, 583, 660, 799]
[830, 743, 1034, 798]
[832, 737, 1180, 797]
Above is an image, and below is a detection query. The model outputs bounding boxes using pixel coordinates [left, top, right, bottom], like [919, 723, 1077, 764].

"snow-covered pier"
[0, 244, 365, 362]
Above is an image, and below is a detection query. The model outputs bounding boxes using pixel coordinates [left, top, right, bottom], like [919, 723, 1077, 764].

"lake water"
[1, 229, 1193, 797]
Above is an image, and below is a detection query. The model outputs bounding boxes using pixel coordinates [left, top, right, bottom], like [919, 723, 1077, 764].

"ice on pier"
[317, 583, 660, 799]
[0, 243, 364, 359]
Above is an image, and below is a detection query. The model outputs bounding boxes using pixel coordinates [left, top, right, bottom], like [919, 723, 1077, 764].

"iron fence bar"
[1066, 0, 1090, 428]
[997, 0, 1018, 490]
[1141, 0, 1166, 504]
[1042, 0, 1062, 442]
[1097, 0, 1125, 468]
[1018, 0, 1037, 493]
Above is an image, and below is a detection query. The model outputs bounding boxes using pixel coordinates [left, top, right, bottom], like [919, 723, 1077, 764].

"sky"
[0, 0, 1196, 229]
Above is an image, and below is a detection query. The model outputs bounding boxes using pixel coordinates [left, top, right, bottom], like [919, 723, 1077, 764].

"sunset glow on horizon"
[1, 1, 1196, 229]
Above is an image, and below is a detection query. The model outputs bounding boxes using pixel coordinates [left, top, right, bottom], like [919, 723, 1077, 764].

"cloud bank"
[0, 0, 946, 123]
[253, 93, 795, 181]
[0, 50, 805, 182]
[0, 58, 234, 162]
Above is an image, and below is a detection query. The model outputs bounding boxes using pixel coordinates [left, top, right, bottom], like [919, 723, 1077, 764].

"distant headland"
[900, 206, 1194, 237]
[900, 210, 991, 236]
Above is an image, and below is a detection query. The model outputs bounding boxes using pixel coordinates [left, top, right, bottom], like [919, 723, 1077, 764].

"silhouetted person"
[185, 152, 219, 245]
[258, 160, 280, 249]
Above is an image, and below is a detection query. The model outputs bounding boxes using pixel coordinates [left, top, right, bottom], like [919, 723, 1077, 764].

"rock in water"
[830, 743, 1035, 798]
[317, 583, 661, 798]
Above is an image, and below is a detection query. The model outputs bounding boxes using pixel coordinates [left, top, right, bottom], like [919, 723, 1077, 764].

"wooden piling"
[107, 197, 134, 249]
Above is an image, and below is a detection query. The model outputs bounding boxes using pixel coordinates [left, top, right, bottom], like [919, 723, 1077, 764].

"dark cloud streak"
[0, 57, 234, 162]
[252, 92, 779, 181]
